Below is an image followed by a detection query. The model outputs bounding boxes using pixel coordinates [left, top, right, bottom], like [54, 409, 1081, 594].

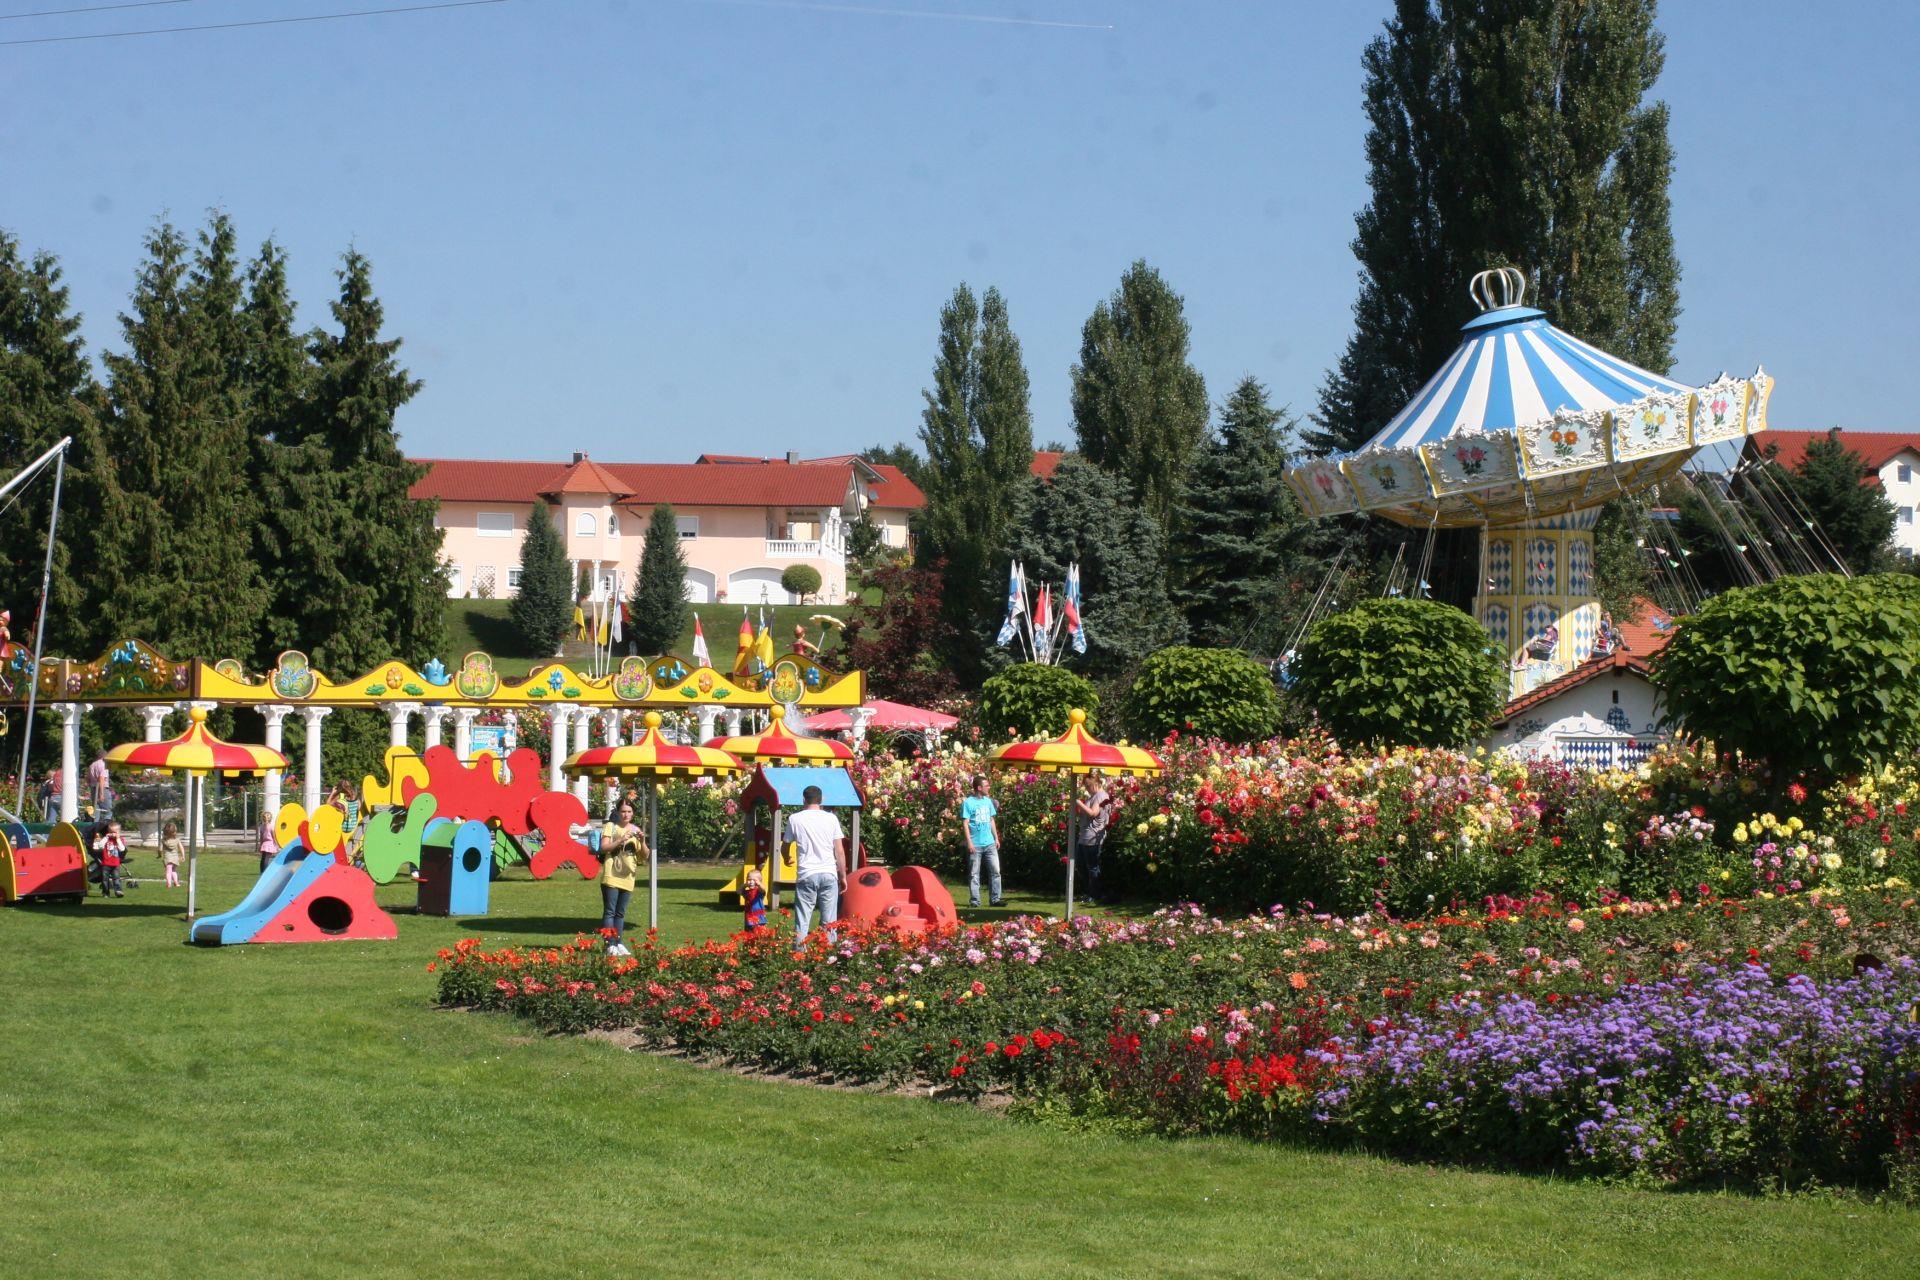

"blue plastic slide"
[189, 840, 330, 945]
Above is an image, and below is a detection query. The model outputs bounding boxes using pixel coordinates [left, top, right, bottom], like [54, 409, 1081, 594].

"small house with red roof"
[1483, 600, 1678, 768]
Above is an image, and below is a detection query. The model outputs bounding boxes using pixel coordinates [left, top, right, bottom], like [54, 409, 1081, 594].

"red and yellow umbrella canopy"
[566, 711, 743, 778]
[988, 708, 1165, 777]
[104, 706, 288, 777]
[703, 703, 854, 764]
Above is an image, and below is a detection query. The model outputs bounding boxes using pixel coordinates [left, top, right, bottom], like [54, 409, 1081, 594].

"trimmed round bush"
[780, 563, 823, 601]
[978, 663, 1099, 739]
[1123, 646, 1281, 743]
[1651, 573, 1920, 778]
[1290, 598, 1505, 748]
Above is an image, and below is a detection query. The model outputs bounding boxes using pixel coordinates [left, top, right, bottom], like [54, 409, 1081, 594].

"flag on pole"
[754, 607, 776, 673]
[691, 612, 710, 667]
[1063, 562, 1086, 654]
[994, 561, 1023, 647]
[1032, 581, 1051, 634]
[610, 573, 623, 644]
[733, 608, 754, 675]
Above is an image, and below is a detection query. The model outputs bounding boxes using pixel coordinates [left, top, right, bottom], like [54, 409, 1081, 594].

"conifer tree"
[100, 219, 268, 660]
[914, 283, 1033, 683]
[629, 503, 692, 655]
[305, 249, 446, 668]
[510, 500, 571, 656]
[1171, 377, 1303, 647]
[1788, 432, 1900, 575]
[0, 231, 124, 658]
[1069, 260, 1208, 537]
[1004, 454, 1184, 678]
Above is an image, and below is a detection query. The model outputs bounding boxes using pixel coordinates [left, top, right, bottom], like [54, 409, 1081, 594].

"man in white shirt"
[787, 784, 848, 945]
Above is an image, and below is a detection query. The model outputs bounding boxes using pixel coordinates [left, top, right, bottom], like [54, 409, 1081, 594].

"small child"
[742, 867, 768, 931]
[94, 820, 128, 898]
[160, 820, 185, 888]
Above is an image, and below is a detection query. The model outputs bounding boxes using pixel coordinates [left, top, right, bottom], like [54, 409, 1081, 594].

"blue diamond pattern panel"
[1526, 538, 1557, 594]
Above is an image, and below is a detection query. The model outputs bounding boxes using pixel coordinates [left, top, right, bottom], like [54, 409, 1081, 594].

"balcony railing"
[1551, 736, 1662, 770]
[765, 538, 826, 558]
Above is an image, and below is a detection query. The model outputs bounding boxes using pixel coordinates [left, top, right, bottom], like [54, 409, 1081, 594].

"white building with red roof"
[410, 451, 926, 604]
[1483, 601, 1678, 768]
[1744, 428, 1920, 558]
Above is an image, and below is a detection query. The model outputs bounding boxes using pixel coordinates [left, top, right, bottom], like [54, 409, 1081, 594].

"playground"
[2, 848, 1914, 1280]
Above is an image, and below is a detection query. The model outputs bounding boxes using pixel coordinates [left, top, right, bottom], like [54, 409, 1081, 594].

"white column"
[695, 705, 719, 744]
[57, 702, 87, 823]
[547, 704, 573, 793]
[452, 707, 477, 762]
[138, 704, 172, 743]
[724, 709, 743, 737]
[422, 706, 449, 750]
[848, 705, 875, 747]
[301, 706, 331, 811]
[601, 707, 622, 746]
[571, 706, 592, 801]
[261, 705, 292, 818]
[386, 701, 421, 750]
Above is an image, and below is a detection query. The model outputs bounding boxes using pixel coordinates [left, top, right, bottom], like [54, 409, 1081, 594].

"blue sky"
[4, 0, 1915, 462]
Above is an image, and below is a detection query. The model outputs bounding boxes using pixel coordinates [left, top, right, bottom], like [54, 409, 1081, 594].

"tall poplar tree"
[1069, 260, 1208, 538]
[1310, 0, 1680, 456]
[1171, 377, 1304, 648]
[629, 503, 692, 655]
[914, 283, 1033, 683]
[101, 218, 268, 660]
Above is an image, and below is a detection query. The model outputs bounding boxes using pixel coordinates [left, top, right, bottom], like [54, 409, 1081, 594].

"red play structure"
[840, 863, 959, 937]
[0, 821, 89, 904]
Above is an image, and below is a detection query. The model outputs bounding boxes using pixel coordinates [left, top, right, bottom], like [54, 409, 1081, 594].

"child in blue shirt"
[742, 867, 768, 931]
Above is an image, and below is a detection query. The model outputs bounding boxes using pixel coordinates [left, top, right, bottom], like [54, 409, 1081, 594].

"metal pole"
[770, 806, 784, 914]
[186, 774, 200, 920]
[1063, 775, 1078, 920]
[15, 443, 67, 815]
[648, 779, 660, 932]
[850, 809, 861, 870]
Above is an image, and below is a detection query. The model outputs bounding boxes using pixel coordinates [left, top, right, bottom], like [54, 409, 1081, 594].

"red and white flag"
[691, 612, 711, 667]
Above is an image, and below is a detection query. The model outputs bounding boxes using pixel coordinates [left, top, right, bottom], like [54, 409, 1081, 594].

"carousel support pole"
[1063, 774, 1079, 920]
[647, 779, 661, 933]
[13, 441, 65, 818]
[186, 772, 201, 920]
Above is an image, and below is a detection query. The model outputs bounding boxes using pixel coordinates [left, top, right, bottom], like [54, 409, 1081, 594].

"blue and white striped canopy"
[1359, 306, 1691, 454]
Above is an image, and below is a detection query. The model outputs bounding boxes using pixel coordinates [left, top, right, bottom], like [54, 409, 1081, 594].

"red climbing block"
[526, 791, 600, 881]
[889, 865, 959, 929]
[414, 746, 547, 837]
[254, 859, 398, 944]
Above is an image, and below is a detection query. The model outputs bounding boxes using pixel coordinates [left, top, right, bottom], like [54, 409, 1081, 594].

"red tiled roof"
[534, 456, 633, 497]
[1750, 429, 1920, 475]
[1032, 450, 1065, 480]
[868, 464, 924, 510]
[410, 458, 853, 508]
[1491, 651, 1653, 727]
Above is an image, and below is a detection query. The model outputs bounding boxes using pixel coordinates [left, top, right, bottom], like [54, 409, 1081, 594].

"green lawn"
[3, 851, 1915, 1279]
[444, 599, 858, 679]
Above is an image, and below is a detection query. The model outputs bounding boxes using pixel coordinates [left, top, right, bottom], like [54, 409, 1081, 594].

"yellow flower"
[1732, 823, 1749, 843]
[1787, 816, 1805, 834]
[1135, 822, 1150, 836]
[1151, 813, 1169, 827]
[912, 999, 924, 1010]
[1821, 852, 1842, 871]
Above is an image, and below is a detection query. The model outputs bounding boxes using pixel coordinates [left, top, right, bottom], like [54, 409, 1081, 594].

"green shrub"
[780, 564, 823, 602]
[1290, 599, 1504, 748]
[1123, 646, 1280, 743]
[1651, 573, 1920, 778]
[978, 663, 1099, 739]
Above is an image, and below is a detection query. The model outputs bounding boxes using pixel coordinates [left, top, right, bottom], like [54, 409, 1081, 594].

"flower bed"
[435, 887, 1920, 1193]
[851, 736, 1920, 915]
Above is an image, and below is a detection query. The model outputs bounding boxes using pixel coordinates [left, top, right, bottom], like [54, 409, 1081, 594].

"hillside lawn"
[3, 850, 1916, 1279]
[445, 599, 858, 678]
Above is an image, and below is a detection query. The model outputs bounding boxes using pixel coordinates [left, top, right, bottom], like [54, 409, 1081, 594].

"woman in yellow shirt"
[599, 798, 646, 955]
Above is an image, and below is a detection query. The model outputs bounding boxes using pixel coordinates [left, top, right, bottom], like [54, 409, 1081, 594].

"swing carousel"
[1286, 267, 1773, 695]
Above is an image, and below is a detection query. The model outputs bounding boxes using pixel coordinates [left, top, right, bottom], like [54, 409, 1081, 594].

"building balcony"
[765, 538, 828, 558]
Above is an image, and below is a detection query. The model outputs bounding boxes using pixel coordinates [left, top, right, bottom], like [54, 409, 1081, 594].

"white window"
[676, 515, 699, 540]
[575, 512, 597, 537]
[1901, 464, 1914, 484]
[1901, 506, 1915, 525]
[508, 567, 524, 589]
[476, 511, 515, 538]
[608, 513, 620, 537]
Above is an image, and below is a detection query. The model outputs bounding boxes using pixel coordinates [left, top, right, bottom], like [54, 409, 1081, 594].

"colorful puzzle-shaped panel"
[360, 794, 441, 884]
[410, 746, 545, 837]
[525, 792, 598, 881]
[363, 746, 430, 809]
